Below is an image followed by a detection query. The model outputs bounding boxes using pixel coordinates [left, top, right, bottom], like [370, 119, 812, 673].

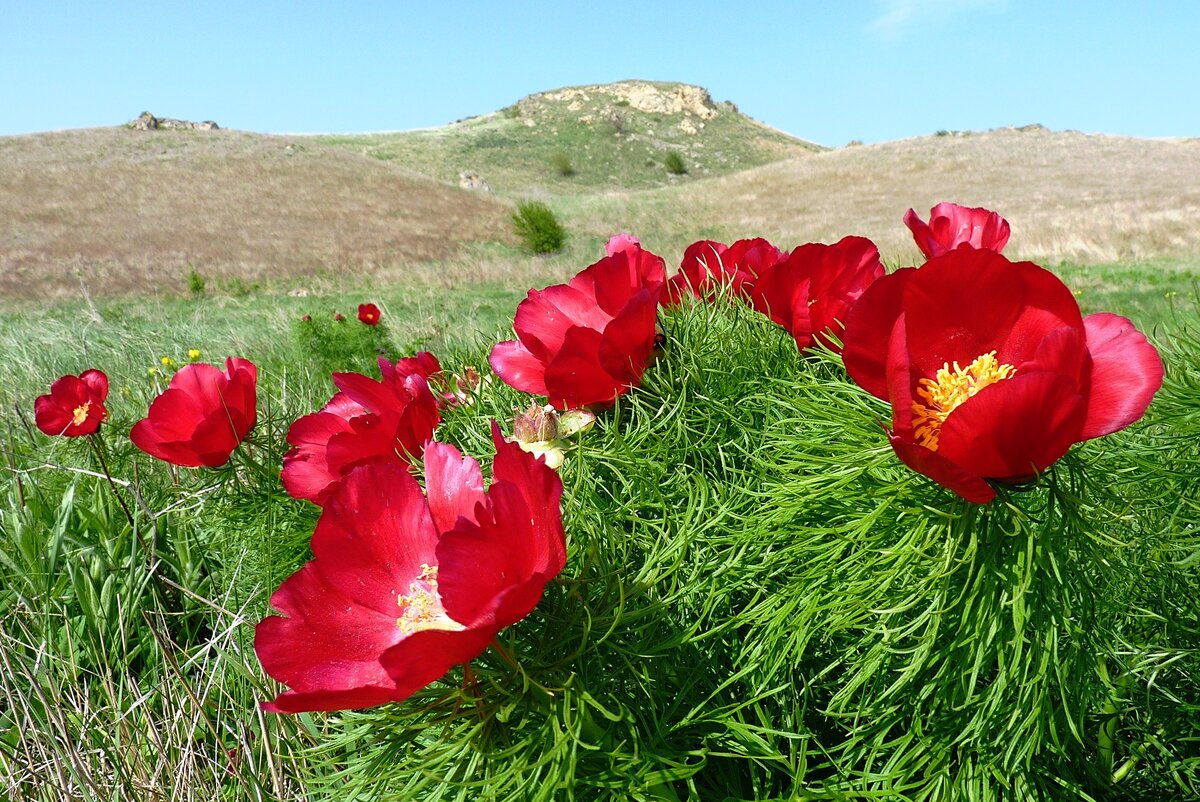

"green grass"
[316, 81, 819, 195]
[1, 263, 1197, 800]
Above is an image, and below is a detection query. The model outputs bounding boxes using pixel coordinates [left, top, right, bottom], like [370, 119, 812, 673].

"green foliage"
[664, 150, 687, 175]
[1, 280, 1197, 800]
[294, 310, 396, 376]
[512, 200, 567, 254]
[186, 264, 206, 297]
[550, 149, 576, 177]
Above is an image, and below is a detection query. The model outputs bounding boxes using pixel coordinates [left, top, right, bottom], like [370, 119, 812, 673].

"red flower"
[34, 369, 109, 437]
[842, 249, 1163, 503]
[489, 246, 666, 409]
[358, 303, 381, 326]
[334, 312, 345, 322]
[605, 232, 641, 256]
[664, 238, 786, 306]
[131, 357, 257, 467]
[282, 356, 441, 505]
[903, 202, 1011, 259]
[255, 422, 566, 713]
[748, 236, 884, 352]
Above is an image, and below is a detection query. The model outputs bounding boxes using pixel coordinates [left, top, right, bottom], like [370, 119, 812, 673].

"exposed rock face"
[523, 82, 720, 120]
[129, 112, 220, 131]
[458, 170, 490, 192]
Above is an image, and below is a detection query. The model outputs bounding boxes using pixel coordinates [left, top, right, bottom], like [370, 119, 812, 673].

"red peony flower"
[605, 232, 641, 256]
[841, 249, 1163, 503]
[255, 422, 566, 713]
[282, 356, 441, 505]
[748, 236, 884, 352]
[34, 369, 109, 437]
[358, 303, 382, 326]
[131, 357, 257, 467]
[488, 246, 667, 409]
[664, 237, 787, 306]
[903, 202, 1011, 259]
[334, 312, 345, 322]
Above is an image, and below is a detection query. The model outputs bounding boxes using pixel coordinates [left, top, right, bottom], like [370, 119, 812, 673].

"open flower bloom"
[664, 237, 786, 306]
[841, 249, 1163, 503]
[131, 357, 257, 467]
[282, 357, 441, 505]
[35, 369, 109, 437]
[903, 202, 1011, 259]
[255, 423, 566, 713]
[748, 236, 884, 352]
[358, 303, 381, 326]
[489, 246, 666, 409]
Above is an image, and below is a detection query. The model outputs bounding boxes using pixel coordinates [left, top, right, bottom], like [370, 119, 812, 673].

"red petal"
[543, 326, 622, 409]
[1080, 313, 1164, 440]
[888, 433, 995, 503]
[253, 560, 407, 712]
[514, 284, 606, 359]
[423, 440, 485, 534]
[80, 369, 109, 402]
[903, 208, 938, 260]
[488, 340, 549, 396]
[312, 462, 440, 617]
[378, 626, 494, 699]
[936, 372, 1086, 480]
[842, 268, 914, 400]
[598, 288, 659, 384]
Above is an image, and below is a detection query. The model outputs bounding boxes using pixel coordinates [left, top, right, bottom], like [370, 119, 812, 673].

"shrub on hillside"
[512, 200, 567, 254]
[550, 150, 576, 177]
[665, 150, 688, 175]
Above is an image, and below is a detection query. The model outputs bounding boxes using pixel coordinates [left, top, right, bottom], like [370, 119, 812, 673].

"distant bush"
[186, 265, 206, 297]
[664, 150, 688, 175]
[550, 150, 576, 177]
[512, 201, 567, 254]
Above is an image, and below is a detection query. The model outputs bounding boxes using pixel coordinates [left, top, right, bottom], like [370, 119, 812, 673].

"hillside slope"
[0, 127, 511, 299]
[675, 127, 1200, 265]
[318, 81, 822, 195]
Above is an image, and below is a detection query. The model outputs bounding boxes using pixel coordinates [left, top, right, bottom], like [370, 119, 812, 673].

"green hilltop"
[316, 80, 823, 195]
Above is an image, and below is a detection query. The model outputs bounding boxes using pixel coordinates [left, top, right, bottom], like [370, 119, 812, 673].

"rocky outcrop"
[458, 170, 490, 192]
[521, 82, 720, 120]
[129, 112, 220, 131]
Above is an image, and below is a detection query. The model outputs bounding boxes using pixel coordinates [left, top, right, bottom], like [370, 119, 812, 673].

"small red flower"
[281, 356, 441, 505]
[255, 422, 566, 713]
[903, 202, 1011, 259]
[664, 238, 786, 306]
[748, 236, 884, 352]
[301, 314, 312, 323]
[489, 246, 666, 409]
[358, 303, 381, 326]
[34, 369, 109, 437]
[334, 312, 345, 322]
[842, 249, 1163, 503]
[131, 357, 257, 467]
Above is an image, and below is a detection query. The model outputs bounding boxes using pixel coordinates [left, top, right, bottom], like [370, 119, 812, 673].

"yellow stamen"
[911, 351, 1016, 451]
[71, 401, 91, 427]
[396, 563, 464, 636]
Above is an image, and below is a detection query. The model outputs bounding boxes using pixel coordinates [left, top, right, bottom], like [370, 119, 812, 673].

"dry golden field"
[0, 127, 511, 299]
[2, 117, 1198, 303]
[680, 127, 1200, 265]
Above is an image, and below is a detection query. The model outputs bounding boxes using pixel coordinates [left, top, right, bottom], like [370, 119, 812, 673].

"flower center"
[71, 401, 91, 427]
[396, 563, 464, 636]
[911, 351, 1016, 451]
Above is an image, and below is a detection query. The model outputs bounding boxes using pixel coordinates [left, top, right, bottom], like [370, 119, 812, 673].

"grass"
[1, 265, 1197, 800]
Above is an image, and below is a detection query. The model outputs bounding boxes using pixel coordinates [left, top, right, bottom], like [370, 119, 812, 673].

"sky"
[3, 1, 1198, 146]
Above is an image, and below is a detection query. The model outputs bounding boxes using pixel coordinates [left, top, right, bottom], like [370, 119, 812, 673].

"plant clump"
[511, 200, 567, 254]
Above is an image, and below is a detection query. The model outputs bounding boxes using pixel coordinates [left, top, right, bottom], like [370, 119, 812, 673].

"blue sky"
[3, 1, 1197, 145]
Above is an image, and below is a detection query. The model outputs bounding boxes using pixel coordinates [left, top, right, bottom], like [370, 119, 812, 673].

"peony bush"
[9, 208, 1199, 801]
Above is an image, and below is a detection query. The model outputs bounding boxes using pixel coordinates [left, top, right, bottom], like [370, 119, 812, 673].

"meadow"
[1, 82, 1198, 801]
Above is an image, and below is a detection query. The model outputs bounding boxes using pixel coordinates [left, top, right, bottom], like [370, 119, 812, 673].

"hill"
[316, 81, 823, 195]
[0, 127, 511, 299]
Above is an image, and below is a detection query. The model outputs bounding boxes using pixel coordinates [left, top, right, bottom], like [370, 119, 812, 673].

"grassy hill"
[316, 81, 823, 195]
[0, 127, 511, 300]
